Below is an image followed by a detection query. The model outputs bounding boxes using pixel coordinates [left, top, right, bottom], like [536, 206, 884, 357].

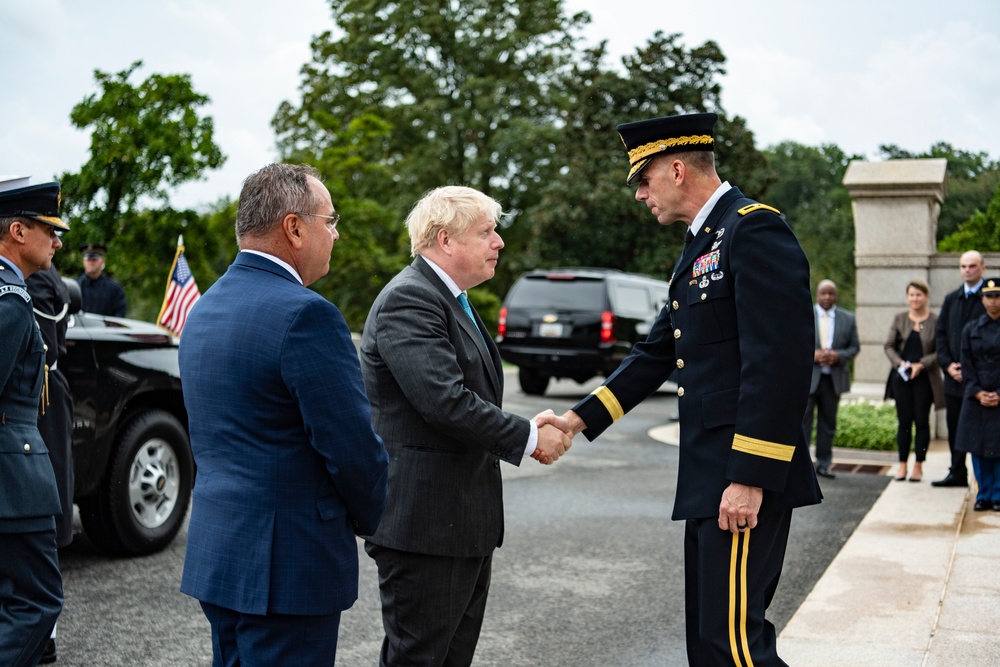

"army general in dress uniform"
[548, 113, 821, 666]
[0, 181, 68, 666]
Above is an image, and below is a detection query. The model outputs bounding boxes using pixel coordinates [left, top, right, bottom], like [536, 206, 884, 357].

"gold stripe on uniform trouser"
[590, 386, 624, 422]
[728, 530, 754, 667]
[731, 434, 795, 462]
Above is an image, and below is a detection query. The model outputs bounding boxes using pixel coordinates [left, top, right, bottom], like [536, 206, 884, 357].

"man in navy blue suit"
[179, 163, 389, 666]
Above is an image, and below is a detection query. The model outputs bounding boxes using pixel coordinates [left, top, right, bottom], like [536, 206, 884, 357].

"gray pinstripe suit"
[361, 255, 530, 666]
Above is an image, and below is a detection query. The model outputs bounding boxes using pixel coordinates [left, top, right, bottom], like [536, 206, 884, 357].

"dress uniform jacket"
[75, 273, 126, 317]
[956, 314, 1000, 458]
[0, 261, 62, 532]
[27, 265, 75, 546]
[573, 187, 822, 520]
[937, 285, 986, 398]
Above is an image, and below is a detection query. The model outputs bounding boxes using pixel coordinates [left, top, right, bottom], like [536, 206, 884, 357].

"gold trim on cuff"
[591, 386, 624, 422]
[731, 434, 795, 462]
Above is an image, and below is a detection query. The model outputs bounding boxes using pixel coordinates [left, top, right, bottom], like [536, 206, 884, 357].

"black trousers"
[37, 369, 74, 547]
[945, 393, 969, 476]
[0, 527, 63, 667]
[684, 510, 792, 667]
[366, 542, 492, 667]
[891, 372, 933, 462]
[803, 374, 840, 468]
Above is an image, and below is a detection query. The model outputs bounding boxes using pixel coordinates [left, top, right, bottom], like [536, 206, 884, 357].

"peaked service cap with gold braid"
[982, 278, 1000, 294]
[0, 181, 69, 231]
[616, 112, 718, 186]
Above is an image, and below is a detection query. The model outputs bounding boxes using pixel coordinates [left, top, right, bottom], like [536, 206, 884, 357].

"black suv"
[62, 279, 192, 556]
[496, 268, 670, 395]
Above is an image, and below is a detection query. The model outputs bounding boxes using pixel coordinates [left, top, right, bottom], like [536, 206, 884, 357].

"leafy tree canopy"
[762, 141, 860, 309]
[275, 1, 769, 324]
[58, 60, 226, 320]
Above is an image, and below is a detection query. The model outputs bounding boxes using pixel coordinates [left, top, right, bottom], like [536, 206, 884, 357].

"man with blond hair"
[361, 185, 571, 666]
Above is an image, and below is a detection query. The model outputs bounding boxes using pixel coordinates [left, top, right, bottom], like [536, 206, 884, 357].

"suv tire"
[518, 367, 550, 396]
[78, 409, 193, 556]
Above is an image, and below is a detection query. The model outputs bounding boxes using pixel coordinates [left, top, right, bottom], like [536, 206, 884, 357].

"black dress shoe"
[974, 499, 991, 511]
[815, 467, 836, 479]
[39, 638, 56, 664]
[931, 472, 968, 487]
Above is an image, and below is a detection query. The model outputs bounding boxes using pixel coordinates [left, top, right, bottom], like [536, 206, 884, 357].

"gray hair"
[235, 163, 323, 243]
[407, 186, 503, 257]
[0, 215, 32, 239]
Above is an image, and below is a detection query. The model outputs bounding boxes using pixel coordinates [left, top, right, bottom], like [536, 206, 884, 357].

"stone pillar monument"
[842, 158, 948, 386]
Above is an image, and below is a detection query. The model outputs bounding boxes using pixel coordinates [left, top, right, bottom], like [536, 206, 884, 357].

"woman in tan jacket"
[884, 279, 945, 482]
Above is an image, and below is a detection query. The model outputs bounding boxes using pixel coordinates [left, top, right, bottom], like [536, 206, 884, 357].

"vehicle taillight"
[497, 306, 508, 340]
[600, 310, 615, 344]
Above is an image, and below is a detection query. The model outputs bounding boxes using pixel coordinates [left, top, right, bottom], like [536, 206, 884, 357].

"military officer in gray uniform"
[546, 113, 821, 667]
[0, 180, 68, 666]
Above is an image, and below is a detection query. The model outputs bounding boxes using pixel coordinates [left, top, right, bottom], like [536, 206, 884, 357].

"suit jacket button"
[672, 300, 679, 310]
[676, 359, 685, 368]
[701, 293, 707, 300]
[677, 387, 685, 397]
[674, 329, 682, 339]
[494, 460, 500, 468]
[24, 443, 31, 451]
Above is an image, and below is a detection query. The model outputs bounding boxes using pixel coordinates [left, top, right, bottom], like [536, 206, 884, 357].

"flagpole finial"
[178, 234, 184, 247]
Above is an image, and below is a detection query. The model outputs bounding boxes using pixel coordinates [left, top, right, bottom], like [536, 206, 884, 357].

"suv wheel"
[518, 367, 550, 396]
[79, 409, 193, 556]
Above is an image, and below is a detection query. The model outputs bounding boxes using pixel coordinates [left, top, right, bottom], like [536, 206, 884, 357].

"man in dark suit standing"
[75, 243, 126, 317]
[179, 163, 389, 666]
[546, 113, 821, 666]
[933, 250, 987, 488]
[361, 185, 571, 666]
[803, 280, 860, 479]
[0, 180, 67, 667]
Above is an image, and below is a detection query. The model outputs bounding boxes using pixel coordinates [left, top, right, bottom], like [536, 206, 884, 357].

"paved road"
[54, 376, 887, 666]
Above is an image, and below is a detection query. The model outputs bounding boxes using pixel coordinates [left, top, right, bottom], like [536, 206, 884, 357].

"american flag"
[157, 239, 201, 337]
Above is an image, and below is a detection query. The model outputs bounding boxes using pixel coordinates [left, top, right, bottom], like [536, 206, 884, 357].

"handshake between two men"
[528, 409, 587, 465]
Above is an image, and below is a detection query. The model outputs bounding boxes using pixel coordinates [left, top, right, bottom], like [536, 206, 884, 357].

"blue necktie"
[457, 292, 487, 346]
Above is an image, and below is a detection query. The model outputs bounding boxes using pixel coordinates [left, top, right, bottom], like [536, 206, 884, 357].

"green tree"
[878, 143, 1000, 242]
[275, 4, 768, 319]
[527, 32, 769, 282]
[762, 142, 860, 308]
[58, 60, 225, 320]
[939, 183, 1000, 252]
[273, 0, 590, 322]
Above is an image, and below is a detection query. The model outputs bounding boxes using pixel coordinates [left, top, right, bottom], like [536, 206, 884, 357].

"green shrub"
[830, 401, 898, 451]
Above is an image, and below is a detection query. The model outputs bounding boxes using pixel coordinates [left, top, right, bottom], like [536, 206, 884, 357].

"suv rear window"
[507, 277, 605, 309]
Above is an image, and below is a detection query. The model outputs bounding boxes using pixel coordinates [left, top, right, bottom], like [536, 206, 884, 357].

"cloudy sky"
[2, 0, 998, 210]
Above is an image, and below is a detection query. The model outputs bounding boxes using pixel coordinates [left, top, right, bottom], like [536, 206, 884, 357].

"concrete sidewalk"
[647, 424, 1000, 666]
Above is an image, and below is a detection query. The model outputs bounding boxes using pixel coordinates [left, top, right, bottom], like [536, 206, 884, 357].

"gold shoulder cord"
[37, 323, 50, 415]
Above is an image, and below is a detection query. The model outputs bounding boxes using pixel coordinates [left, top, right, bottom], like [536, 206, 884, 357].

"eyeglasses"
[294, 211, 340, 230]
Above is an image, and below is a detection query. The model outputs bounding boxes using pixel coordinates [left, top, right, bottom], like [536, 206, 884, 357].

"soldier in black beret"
[76, 242, 127, 317]
[544, 113, 821, 666]
[0, 179, 66, 666]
